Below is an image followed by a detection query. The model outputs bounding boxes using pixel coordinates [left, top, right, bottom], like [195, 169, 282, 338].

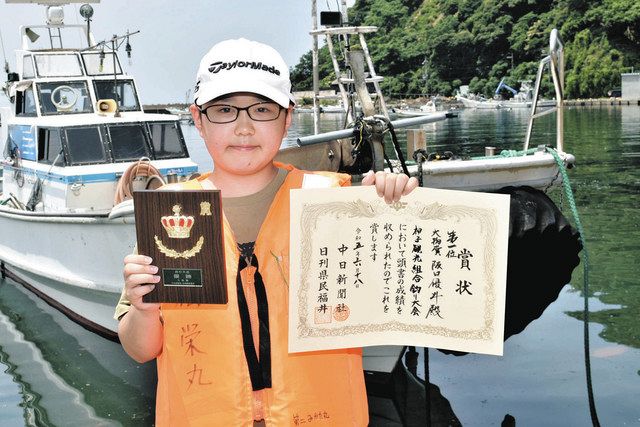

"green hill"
[290, 0, 640, 99]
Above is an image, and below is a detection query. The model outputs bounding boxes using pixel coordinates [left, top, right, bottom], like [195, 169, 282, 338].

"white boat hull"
[410, 150, 572, 191]
[0, 208, 135, 336]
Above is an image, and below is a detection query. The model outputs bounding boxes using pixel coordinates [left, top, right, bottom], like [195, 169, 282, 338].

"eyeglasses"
[198, 101, 284, 124]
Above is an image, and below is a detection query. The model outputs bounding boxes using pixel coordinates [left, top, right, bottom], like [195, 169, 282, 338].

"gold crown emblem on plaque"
[161, 204, 194, 239]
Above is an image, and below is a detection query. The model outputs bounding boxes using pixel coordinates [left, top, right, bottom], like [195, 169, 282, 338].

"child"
[116, 38, 418, 426]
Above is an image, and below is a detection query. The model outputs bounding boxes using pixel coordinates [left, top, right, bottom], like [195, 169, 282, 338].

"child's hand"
[123, 254, 161, 313]
[361, 170, 419, 204]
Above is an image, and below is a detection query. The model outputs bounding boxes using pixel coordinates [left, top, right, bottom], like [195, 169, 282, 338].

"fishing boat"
[456, 80, 556, 109]
[0, 0, 198, 336]
[455, 92, 506, 109]
[293, 106, 315, 113]
[394, 100, 437, 117]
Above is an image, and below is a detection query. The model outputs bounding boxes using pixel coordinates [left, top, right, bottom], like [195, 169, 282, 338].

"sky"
[0, 0, 354, 104]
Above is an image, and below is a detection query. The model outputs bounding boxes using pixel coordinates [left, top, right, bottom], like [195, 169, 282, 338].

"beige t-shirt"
[113, 169, 288, 320]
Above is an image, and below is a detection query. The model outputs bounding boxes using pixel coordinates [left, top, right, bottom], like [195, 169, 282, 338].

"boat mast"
[310, 1, 388, 126]
[311, 0, 319, 134]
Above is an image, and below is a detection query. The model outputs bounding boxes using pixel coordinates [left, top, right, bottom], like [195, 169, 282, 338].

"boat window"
[81, 52, 123, 76]
[148, 122, 188, 159]
[64, 127, 107, 165]
[37, 81, 93, 115]
[16, 88, 37, 117]
[34, 54, 83, 78]
[37, 128, 65, 165]
[22, 55, 35, 79]
[107, 124, 150, 162]
[93, 80, 140, 111]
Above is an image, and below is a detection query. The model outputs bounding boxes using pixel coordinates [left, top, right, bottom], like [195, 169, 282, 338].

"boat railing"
[296, 112, 452, 146]
[524, 28, 564, 153]
[18, 24, 93, 51]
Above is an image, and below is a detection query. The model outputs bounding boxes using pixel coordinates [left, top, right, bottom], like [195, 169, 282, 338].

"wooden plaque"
[133, 190, 227, 304]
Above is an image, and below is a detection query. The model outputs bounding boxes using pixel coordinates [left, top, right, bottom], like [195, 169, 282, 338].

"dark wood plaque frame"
[134, 190, 227, 304]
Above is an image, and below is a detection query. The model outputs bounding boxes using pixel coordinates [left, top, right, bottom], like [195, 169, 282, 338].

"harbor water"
[0, 106, 638, 426]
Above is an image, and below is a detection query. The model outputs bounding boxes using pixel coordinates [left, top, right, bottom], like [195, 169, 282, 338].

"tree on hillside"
[565, 29, 625, 98]
[289, 0, 640, 99]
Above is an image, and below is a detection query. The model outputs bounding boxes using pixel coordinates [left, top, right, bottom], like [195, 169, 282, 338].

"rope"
[471, 147, 538, 160]
[413, 150, 427, 187]
[411, 154, 431, 427]
[546, 147, 601, 427]
[350, 118, 366, 160]
[387, 121, 410, 176]
[424, 347, 431, 427]
[113, 158, 164, 205]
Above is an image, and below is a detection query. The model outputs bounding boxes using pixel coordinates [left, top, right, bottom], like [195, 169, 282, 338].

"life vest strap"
[237, 255, 272, 391]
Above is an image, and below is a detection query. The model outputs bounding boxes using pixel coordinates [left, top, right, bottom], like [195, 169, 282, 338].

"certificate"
[134, 190, 227, 304]
[289, 186, 509, 355]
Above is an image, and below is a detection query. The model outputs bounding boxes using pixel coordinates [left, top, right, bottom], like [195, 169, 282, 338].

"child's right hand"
[123, 254, 161, 313]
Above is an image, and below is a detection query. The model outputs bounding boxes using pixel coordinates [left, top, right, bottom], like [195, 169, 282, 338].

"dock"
[563, 98, 640, 107]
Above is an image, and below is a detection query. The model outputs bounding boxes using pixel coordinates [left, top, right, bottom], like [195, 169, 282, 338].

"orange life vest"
[156, 163, 369, 426]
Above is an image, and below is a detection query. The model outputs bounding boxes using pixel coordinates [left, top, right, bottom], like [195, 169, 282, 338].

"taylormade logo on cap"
[194, 38, 295, 108]
[208, 60, 281, 76]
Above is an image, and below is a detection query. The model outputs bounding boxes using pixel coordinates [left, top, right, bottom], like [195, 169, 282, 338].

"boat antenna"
[125, 33, 132, 65]
[79, 3, 94, 48]
[0, 26, 9, 75]
[83, 31, 140, 116]
[111, 35, 120, 117]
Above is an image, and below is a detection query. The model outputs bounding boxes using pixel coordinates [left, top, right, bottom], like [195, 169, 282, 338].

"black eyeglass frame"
[197, 101, 284, 124]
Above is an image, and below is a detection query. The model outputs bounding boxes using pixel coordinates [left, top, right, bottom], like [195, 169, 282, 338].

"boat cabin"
[1, 18, 197, 215]
[12, 50, 140, 117]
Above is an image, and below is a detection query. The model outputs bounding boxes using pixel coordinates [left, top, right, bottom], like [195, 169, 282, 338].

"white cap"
[193, 38, 295, 108]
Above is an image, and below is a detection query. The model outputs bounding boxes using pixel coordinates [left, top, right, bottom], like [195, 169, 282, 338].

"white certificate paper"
[289, 186, 510, 356]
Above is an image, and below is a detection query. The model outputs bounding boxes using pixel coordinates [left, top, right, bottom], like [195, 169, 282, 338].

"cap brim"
[195, 80, 294, 108]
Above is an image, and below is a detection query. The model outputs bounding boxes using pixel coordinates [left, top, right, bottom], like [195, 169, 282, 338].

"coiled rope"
[546, 147, 601, 427]
[113, 157, 165, 206]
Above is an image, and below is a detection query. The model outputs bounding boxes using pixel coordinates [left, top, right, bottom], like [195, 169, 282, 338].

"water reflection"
[561, 107, 640, 350]
[620, 106, 640, 158]
[0, 280, 156, 426]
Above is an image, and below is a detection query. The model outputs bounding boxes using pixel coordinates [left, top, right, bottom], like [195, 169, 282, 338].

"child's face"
[193, 93, 292, 178]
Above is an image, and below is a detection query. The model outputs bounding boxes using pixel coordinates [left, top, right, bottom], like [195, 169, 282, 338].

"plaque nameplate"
[134, 190, 227, 304]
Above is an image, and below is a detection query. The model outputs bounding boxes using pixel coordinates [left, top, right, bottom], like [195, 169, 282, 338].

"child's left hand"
[361, 170, 419, 204]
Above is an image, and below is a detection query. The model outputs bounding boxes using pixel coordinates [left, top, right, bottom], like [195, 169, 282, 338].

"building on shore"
[621, 72, 640, 99]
